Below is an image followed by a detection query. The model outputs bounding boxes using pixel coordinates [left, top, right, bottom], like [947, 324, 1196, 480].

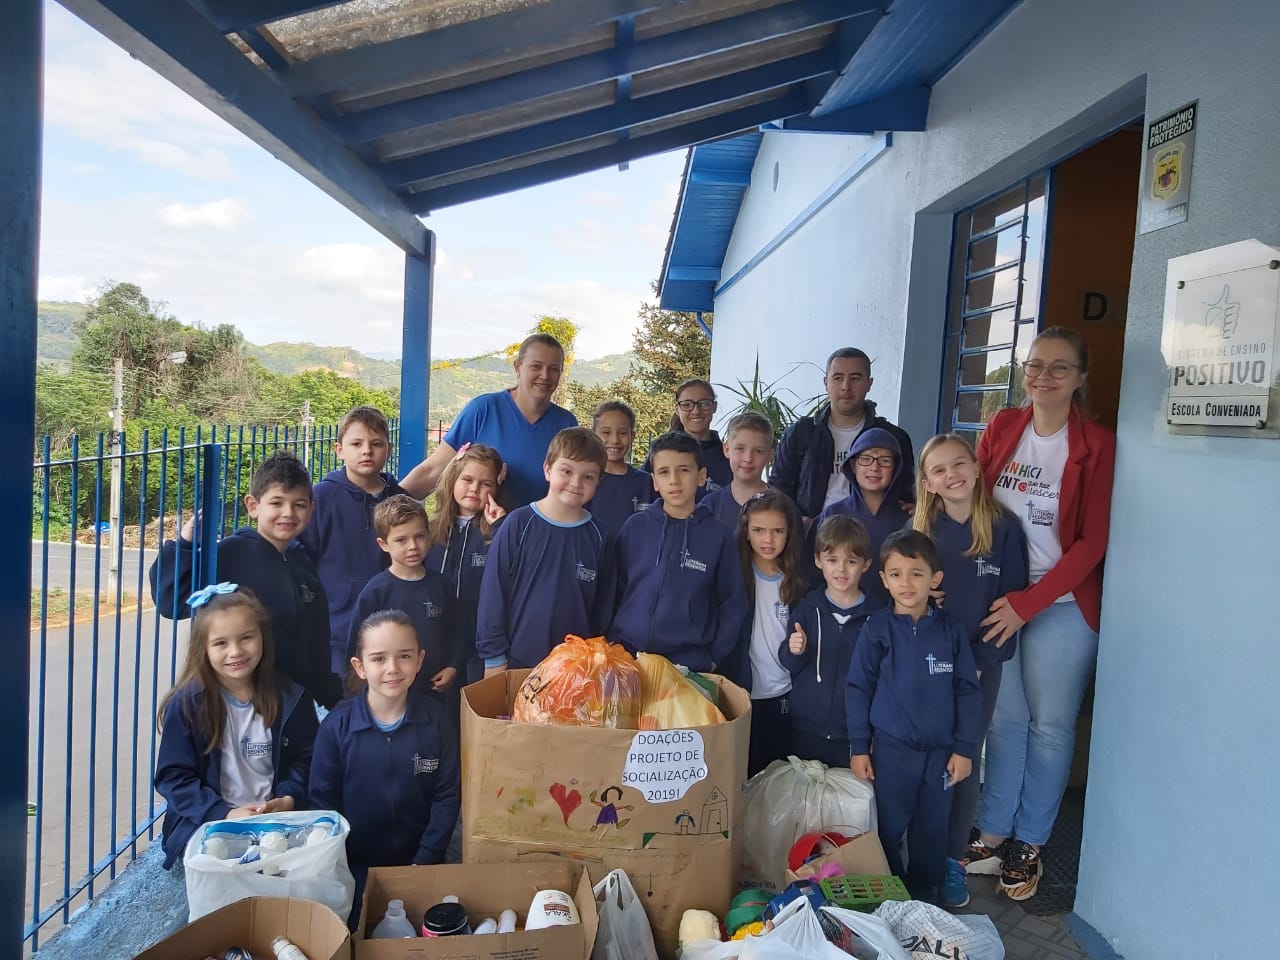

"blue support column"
[196, 443, 224, 588]
[0, 0, 40, 955]
[398, 232, 436, 471]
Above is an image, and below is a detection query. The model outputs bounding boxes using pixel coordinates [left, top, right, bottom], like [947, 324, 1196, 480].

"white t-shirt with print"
[823, 420, 864, 508]
[991, 422, 1074, 604]
[220, 692, 273, 807]
[750, 569, 792, 698]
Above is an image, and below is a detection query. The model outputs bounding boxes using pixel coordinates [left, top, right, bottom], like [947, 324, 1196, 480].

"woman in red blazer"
[965, 327, 1115, 902]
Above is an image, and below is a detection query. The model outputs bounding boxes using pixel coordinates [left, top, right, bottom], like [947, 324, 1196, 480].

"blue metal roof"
[659, 0, 1023, 311]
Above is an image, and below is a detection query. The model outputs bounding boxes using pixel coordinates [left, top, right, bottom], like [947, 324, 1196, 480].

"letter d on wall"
[1083, 291, 1109, 323]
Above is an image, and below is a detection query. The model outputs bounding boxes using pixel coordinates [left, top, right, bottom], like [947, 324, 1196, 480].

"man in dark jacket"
[769, 347, 915, 522]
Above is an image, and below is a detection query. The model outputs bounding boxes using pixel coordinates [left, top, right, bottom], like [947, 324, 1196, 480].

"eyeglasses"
[676, 399, 716, 412]
[1021, 360, 1079, 380]
[854, 454, 895, 468]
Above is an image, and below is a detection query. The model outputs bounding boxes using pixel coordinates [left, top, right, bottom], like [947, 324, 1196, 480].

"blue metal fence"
[26, 419, 398, 950]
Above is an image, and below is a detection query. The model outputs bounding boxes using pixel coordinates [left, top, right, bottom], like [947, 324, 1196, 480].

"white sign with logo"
[621, 729, 707, 804]
[1163, 240, 1280, 436]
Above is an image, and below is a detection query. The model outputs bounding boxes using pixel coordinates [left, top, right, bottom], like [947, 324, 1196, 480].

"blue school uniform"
[643, 431, 732, 491]
[845, 606, 982, 894]
[779, 587, 879, 766]
[347, 569, 465, 689]
[426, 515, 499, 684]
[608, 501, 746, 672]
[154, 676, 316, 868]
[810, 428, 912, 604]
[309, 690, 460, 871]
[475, 504, 614, 669]
[150, 528, 340, 707]
[444, 390, 578, 509]
[698, 485, 747, 532]
[586, 466, 653, 536]
[300, 468, 407, 676]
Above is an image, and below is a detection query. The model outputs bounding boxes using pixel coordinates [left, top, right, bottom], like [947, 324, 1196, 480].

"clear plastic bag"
[183, 810, 354, 921]
[592, 869, 659, 960]
[637, 653, 726, 729]
[735, 756, 877, 892]
[513, 635, 642, 728]
[874, 901, 1004, 960]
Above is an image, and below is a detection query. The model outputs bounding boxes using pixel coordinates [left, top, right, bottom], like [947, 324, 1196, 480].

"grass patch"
[30, 588, 146, 630]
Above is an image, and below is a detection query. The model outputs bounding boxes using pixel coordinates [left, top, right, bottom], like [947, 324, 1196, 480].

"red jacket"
[977, 405, 1115, 632]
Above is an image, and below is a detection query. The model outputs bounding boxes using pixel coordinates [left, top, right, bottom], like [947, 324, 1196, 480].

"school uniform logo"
[974, 558, 1001, 578]
[631, 498, 646, 513]
[925, 653, 954, 676]
[424, 601, 443, 618]
[1024, 500, 1055, 527]
[680, 549, 707, 573]
[300, 584, 316, 604]
[774, 602, 790, 628]
[575, 562, 597, 583]
[240, 734, 271, 760]
[470, 553, 486, 568]
[412, 753, 439, 775]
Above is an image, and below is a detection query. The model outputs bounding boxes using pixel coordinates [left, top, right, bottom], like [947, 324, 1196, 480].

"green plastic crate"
[818, 875, 911, 912]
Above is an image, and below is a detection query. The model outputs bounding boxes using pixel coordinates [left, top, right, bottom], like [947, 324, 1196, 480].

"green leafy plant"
[717, 355, 819, 443]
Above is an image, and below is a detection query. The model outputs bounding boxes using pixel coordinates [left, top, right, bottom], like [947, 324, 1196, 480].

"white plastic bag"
[183, 810, 354, 921]
[875, 901, 1004, 960]
[820, 906, 912, 960]
[735, 756, 877, 891]
[739, 898, 850, 960]
[592, 869, 659, 960]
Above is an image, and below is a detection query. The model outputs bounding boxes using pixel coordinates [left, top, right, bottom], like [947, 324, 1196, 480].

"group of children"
[151, 396, 1030, 914]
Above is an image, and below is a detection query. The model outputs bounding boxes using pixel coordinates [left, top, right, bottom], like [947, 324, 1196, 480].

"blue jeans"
[977, 599, 1097, 847]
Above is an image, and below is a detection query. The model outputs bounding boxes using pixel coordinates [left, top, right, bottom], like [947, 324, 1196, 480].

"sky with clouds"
[37, 2, 688, 360]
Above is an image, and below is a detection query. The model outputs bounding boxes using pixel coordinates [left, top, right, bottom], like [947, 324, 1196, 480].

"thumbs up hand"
[788, 623, 807, 655]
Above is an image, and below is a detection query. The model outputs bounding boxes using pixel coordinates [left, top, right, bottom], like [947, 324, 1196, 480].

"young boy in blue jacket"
[809, 427, 912, 604]
[477, 427, 615, 673]
[300, 405, 407, 677]
[846, 529, 982, 900]
[780, 515, 879, 768]
[609, 431, 746, 672]
[348, 495, 465, 699]
[150, 451, 341, 707]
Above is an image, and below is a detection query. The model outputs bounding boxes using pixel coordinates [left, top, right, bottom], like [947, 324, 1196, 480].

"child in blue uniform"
[586, 401, 652, 535]
[700, 412, 772, 531]
[609, 431, 745, 672]
[311, 609, 461, 923]
[301, 405, 407, 678]
[477, 428, 615, 673]
[154, 585, 316, 869]
[150, 451, 339, 708]
[349, 496, 470, 699]
[780, 515, 880, 768]
[425, 443, 507, 685]
[913, 433, 1029, 906]
[846, 529, 982, 901]
[810, 427, 912, 603]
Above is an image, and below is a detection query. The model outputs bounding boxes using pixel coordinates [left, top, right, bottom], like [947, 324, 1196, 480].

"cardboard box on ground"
[353, 862, 598, 960]
[136, 897, 350, 960]
[783, 831, 892, 885]
[461, 670, 751, 957]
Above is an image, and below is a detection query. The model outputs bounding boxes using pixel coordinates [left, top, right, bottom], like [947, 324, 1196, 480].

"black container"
[421, 901, 471, 937]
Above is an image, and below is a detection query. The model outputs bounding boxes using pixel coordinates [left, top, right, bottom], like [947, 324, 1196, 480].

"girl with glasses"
[642, 378, 732, 491]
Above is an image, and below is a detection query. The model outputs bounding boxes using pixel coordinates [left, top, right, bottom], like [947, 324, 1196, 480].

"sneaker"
[999, 840, 1043, 901]
[965, 828, 1006, 876]
[941, 857, 970, 908]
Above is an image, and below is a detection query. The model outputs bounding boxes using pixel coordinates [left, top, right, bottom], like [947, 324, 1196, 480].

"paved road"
[30, 541, 158, 595]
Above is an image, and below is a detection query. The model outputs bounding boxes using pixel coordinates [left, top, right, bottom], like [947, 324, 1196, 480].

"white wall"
[711, 0, 1280, 955]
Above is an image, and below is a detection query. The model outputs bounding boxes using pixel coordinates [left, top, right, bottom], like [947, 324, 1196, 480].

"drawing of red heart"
[549, 783, 582, 825]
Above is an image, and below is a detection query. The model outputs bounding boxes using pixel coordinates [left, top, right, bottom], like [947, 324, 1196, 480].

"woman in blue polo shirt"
[400, 334, 578, 508]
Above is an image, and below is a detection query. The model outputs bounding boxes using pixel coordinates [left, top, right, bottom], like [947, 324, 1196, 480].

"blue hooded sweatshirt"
[425, 514, 501, 683]
[309, 689, 460, 870]
[347, 569, 465, 690]
[809, 427, 912, 604]
[154, 676, 316, 868]
[845, 606, 982, 759]
[300, 467, 407, 674]
[586, 466, 654, 536]
[926, 509, 1030, 671]
[150, 528, 341, 708]
[608, 500, 747, 672]
[779, 587, 880, 747]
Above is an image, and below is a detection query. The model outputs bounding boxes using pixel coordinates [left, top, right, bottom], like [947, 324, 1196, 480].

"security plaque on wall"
[1162, 239, 1280, 437]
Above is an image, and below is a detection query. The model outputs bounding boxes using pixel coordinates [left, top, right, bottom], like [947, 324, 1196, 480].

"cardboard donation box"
[784, 830, 892, 885]
[136, 897, 350, 960]
[353, 862, 597, 960]
[461, 670, 750, 956]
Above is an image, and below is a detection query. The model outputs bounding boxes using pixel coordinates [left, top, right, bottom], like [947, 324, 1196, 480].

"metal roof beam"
[284, 0, 688, 98]
[778, 84, 930, 133]
[688, 168, 752, 186]
[666, 266, 722, 282]
[198, 0, 353, 34]
[380, 48, 838, 187]
[57, 0, 428, 255]
[407, 89, 810, 214]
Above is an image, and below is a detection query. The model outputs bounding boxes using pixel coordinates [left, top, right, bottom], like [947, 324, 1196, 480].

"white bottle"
[498, 910, 517, 934]
[371, 899, 417, 939]
[271, 936, 310, 960]
[473, 918, 498, 935]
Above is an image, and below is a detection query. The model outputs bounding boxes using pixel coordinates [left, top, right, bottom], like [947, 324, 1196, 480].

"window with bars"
[939, 175, 1049, 447]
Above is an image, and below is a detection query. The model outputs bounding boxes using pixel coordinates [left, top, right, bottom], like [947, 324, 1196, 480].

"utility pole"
[107, 358, 123, 597]
[301, 399, 314, 471]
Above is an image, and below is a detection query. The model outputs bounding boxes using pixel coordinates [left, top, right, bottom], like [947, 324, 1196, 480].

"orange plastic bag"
[636, 653, 726, 729]
[512, 635, 641, 728]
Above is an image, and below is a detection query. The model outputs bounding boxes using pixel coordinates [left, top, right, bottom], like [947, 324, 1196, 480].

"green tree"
[630, 285, 712, 398]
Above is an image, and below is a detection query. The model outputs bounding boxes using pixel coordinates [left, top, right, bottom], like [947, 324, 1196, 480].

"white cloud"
[38, 274, 94, 302]
[69, 162, 106, 176]
[293, 243, 404, 306]
[157, 199, 253, 230]
[135, 141, 234, 181]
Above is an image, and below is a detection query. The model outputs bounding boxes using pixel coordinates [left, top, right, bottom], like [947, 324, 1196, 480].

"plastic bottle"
[371, 899, 417, 939]
[498, 909, 517, 934]
[270, 936, 310, 960]
[473, 918, 498, 935]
